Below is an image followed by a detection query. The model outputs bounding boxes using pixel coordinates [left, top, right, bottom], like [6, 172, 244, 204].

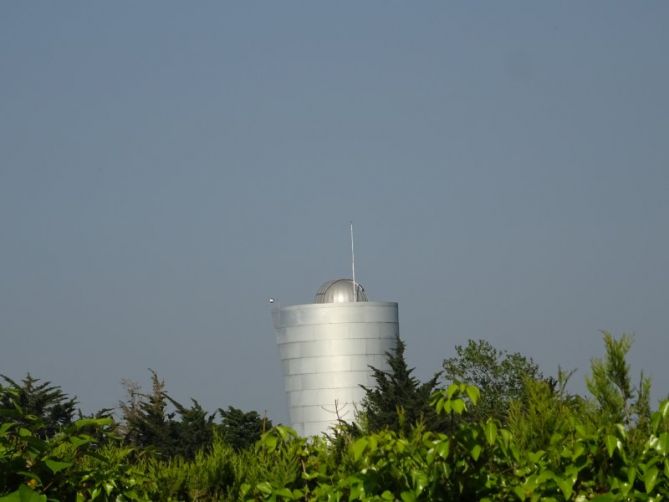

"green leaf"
[74, 417, 113, 429]
[436, 439, 449, 458]
[351, 438, 367, 461]
[614, 423, 626, 440]
[240, 483, 252, 498]
[442, 400, 452, 413]
[381, 491, 394, 500]
[368, 435, 378, 453]
[446, 383, 459, 399]
[500, 428, 512, 446]
[471, 444, 482, 461]
[451, 399, 466, 414]
[465, 385, 480, 405]
[400, 491, 416, 502]
[627, 466, 637, 487]
[554, 467, 577, 500]
[262, 434, 277, 451]
[605, 435, 619, 457]
[349, 482, 364, 500]
[657, 432, 669, 455]
[0, 486, 47, 502]
[411, 469, 428, 495]
[659, 400, 669, 418]
[274, 488, 293, 498]
[103, 481, 116, 496]
[292, 489, 304, 499]
[69, 436, 90, 448]
[554, 477, 573, 500]
[512, 486, 527, 500]
[644, 466, 659, 493]
[256, 482, 273, 495]
[44, 459, 72, 474]
[483, 420, 497, 446]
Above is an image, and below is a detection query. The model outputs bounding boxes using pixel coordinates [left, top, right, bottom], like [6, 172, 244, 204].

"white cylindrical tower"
[272, 279, 398, 436]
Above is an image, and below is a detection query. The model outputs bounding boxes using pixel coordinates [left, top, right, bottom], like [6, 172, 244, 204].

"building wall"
[273, 301, 398, 436]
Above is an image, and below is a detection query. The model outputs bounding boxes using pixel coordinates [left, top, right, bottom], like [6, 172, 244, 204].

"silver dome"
[314, 279, 368, 304]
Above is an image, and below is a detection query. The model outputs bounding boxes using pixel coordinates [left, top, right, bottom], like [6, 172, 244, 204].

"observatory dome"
[314, 279, 368, 304]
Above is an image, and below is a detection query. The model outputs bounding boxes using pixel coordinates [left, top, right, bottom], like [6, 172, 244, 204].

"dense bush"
[1, 333, 667, 501]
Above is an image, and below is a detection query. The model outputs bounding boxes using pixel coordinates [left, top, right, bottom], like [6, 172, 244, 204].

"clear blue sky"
[1, 2, 667, 422]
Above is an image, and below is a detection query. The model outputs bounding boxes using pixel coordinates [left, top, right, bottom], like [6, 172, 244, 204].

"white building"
[272, 279, 398, 436]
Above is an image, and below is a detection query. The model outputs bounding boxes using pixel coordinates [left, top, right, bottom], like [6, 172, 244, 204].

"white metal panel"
[274, 300, 398, 436]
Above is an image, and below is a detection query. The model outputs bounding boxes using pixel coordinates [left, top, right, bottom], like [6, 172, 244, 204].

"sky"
[1, 2, 668, 423]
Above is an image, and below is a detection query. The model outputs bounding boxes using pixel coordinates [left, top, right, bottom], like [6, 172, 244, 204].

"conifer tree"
[167, 397, 216, 458]
[120, 370, 217, 458]
[586, 331, 652, 438]
[218, 406, 271, 450]
[360, 337, 441, 434]
[0, 373, 77, 438]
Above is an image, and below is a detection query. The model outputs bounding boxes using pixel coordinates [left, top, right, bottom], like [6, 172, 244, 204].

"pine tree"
[119, 370, 173, 454]
[218, 407, 271, 451]
[167, 397, 216, 459]
[360, 337, 441, 434]
[119, 370, 217, 458]
[586, 331, 652, 439]
[0, 373, 77, 438]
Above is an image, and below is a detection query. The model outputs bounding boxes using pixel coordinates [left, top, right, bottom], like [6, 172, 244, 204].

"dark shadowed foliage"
[360, 337, 442, 434]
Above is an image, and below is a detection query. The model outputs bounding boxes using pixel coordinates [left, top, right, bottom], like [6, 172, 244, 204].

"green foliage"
[120, 370, 216, 459]
[0, 374, 77, 439]
[167, 397, 216, 459]
[360, 337, 442, 434]
[507, 368, 586, 452]
[0, 385, 153, 500]
[587, 332, 652, 430]
[119, 371, 172, 455]
[442, 339, 542, 424]
[218, 407, 272, 451]
[137, 433, 258, 500]
[3, 332, 668, 500]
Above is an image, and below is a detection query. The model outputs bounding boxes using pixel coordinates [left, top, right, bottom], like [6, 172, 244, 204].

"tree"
[0, 373, 77, 439]
[442, 339, 542, 424]
[119, 370, 217, 459]
[360, 337, 442, 434]
[586, 331, 652, 446]
[119, 370, 172, 454]
[507, 367, 586, 451]
[218, 406, 271, 451]
[167, 397, 216, 459]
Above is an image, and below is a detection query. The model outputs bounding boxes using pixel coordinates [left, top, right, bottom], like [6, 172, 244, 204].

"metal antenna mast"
[350, 221, 357, 302]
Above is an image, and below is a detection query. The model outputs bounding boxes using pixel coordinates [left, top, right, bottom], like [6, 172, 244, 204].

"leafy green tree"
[218, 407, 272, 451]
[0, 374, 77, 439]
[442, 339, 541, 424]
[360, 337, 441, 434]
